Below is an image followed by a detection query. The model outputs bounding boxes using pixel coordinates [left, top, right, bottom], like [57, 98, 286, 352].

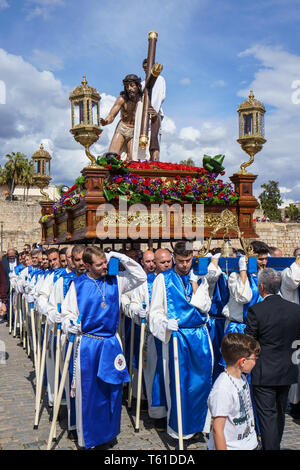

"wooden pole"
[135, 317, 146, 432]
[9, 287, 13, 334]
[139, 31, 158, 150]
[52, 303, 62, 441]
[30, 303, 38, 374]
[127, 319, 135, 410]
[34, 320, 48, 429]
[173, 332, 184, 450]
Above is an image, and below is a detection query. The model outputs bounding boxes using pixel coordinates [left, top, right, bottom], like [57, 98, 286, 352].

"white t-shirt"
[207, 371, 258, 450]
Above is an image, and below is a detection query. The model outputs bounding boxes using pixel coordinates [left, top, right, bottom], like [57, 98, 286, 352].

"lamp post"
[32, 144, 52, 200]
[237, 90, 266, 174]
[69, 75, 102, 167]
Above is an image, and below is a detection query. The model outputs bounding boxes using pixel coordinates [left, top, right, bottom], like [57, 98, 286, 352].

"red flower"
[116, 177, 123, 183]
[207, 192, 213, 198]
[185, 184, 191, 192]
[106, 164, 112, 170]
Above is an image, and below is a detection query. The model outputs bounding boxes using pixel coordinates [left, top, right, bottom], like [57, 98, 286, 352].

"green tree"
[285, 203, 299, 221]
[258, 180, 282, 221]
[1, 152, 28, 200]
[20, 159, 34, 201]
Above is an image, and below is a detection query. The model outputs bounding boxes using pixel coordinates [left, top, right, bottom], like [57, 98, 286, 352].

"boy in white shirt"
[207, 332, 260, 450]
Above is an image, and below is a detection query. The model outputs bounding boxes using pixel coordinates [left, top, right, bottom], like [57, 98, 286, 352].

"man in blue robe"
[61, 246, 146, 449]
[149, 241, 213, 441]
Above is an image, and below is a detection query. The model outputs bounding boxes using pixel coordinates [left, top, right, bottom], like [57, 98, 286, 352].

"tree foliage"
[258, 180, 282, 221]
[285, 203, 299, 221]
[0, 152, 34, 200]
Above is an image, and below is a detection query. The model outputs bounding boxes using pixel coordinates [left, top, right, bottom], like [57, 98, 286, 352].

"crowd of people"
[0, 240, 300, 451]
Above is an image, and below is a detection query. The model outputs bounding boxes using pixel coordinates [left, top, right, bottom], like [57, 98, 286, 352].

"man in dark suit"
[245, 267, 300, 450]
[1, 247, 18, 323]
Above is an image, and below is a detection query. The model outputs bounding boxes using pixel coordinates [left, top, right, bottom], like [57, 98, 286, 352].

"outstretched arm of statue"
[100, 96, 125, 126]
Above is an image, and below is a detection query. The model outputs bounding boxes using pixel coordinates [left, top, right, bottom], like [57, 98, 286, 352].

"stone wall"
[1, 196, 300, 256]
[0, 197, 42, 253]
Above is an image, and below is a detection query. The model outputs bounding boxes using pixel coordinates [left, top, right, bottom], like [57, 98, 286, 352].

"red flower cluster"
[128, 161, 209, 174]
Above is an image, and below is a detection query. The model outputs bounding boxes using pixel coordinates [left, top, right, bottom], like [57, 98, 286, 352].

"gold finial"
[149, 30, 158, 40]
[40, 143, 44, 150]
[82, 75, 87, 86]
[249, 90, 254, 100]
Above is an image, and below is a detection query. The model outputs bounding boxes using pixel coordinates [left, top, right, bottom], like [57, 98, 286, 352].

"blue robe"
[162, 269, 213, 435]
[74, 273, 130, 449]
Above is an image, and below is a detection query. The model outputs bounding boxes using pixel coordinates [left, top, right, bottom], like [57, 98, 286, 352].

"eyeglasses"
[245, 356, 259, 361]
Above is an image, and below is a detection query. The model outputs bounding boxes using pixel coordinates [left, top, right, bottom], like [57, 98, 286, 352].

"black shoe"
[141, 399, 148, 412]
[289, 404, 300, 419]
[93, 438, 118, 450]
[154, 417, 167, 432]
[68, 430, 78, 442]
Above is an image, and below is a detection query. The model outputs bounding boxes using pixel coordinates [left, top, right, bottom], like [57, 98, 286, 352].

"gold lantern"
[69, 75, 102, 167]
[32, 143, 52, 200]
[237, 90, 266, 174]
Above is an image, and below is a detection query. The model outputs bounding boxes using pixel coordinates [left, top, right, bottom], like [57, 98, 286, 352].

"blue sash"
[53, 267, 66, 284]
[208, 273, 229, 382]
[14, 264, 25, 275]
[163, 269, 213, 435]
[74, 273, 130, 449]
[32, 269, 44, 283]
[147, 272, 167, 408]
[62, 271, 77, 298]
[243, 274, 262, 322]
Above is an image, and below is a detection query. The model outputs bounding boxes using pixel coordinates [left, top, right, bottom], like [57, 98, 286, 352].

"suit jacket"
[1, 256, 10, 295]
[245, 294, 300, 386]
[0, 260, 7, 303]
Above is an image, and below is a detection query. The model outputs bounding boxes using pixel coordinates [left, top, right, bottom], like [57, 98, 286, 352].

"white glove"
[239, 256, 247, 272]
[137, 306, 148, 318]
[205, 253, 213, 258]
[68, 321, 81, 335]
[167, 318, 179, 331]
[212, 252, 221, 259]
[54, 312, 62, 323]
[106, 251, 126, 262]
[27, 294, 35, 304]
[190, 270, 201, 283]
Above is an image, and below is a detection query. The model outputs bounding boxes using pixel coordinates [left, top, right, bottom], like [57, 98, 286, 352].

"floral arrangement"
[41, 213, 54, 223]
[45, 155, 239, 217]
[52, 175, 86, 216]
[104, 172, 239, 205]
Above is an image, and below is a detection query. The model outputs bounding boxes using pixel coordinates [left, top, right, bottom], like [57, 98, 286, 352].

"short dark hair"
[47, 248, 59, 256]
[72, 244, 85, 259]
[59, 247, 67, 255]
[173, 241, 193, 257]
[83, 246, 105, 265]
[221, 333, 260, 367]
[251, 240, 270, 255]
[293, 247, 300, 257]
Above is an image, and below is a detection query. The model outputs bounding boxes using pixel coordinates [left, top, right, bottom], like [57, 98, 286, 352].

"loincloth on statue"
[115, 120, 135, 142]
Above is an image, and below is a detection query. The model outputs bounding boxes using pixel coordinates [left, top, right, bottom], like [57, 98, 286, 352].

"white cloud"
[179, 126, 201, 142]
[29, 49, 63, 72]
[25, 0, 64, 20]
[180, 78, 191, 86]
[0, 0, 9, 10]
[210, 79, 226, 88]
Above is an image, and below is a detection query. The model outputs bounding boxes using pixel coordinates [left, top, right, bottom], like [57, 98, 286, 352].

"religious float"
[34, 31, 267, 255]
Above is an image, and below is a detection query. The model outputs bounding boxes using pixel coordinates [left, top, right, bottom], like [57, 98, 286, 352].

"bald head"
[155, 248, 173, 274]
[141, 250, 156, 273]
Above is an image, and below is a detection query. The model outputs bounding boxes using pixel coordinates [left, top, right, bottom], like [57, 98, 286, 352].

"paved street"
[0, 319, 300, 451]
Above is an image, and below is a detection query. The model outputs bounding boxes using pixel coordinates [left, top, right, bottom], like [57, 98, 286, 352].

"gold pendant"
[101, 301, 107, 309]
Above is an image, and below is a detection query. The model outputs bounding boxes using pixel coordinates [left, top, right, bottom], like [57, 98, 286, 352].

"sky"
[1, 0, 300, 206]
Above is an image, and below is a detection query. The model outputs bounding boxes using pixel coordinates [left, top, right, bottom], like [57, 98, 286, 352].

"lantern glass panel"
[34, 160, 41, 175]
[92, 101, 98, 125]
[46, 160, 50, 176]
[243, 113, 253, 136]
[260, 114, 264, 137]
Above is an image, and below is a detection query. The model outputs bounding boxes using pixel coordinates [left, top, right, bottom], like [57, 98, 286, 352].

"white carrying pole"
[47, 334, 75, 450]
[30, 303, 38, 373]
[52, 303, 62, 441]
[34, 320, 48, 429]
[135, 317, 146, 432]
[127, 319, 135, 409]
[9, 287, 13, 334]
[173, 332, 184, 450]
[13, 293, 19, 337]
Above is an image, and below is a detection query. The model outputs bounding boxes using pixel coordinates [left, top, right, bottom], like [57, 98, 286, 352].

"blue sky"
[1, 0, 300, 204]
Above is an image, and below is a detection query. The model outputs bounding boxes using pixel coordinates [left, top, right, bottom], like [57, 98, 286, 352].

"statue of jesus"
[100, 74, 143, 161]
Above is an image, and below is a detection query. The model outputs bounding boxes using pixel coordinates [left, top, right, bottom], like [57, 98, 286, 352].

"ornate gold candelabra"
[237, 90, 266, 174]
[69, 75, 102, 167]
[32, 143, 52, 200]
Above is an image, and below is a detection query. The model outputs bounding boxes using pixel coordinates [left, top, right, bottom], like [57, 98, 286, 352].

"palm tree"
[20, 159, 34, 201]
[3, 152, 28, 200]
[285, 203, 299, 221]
